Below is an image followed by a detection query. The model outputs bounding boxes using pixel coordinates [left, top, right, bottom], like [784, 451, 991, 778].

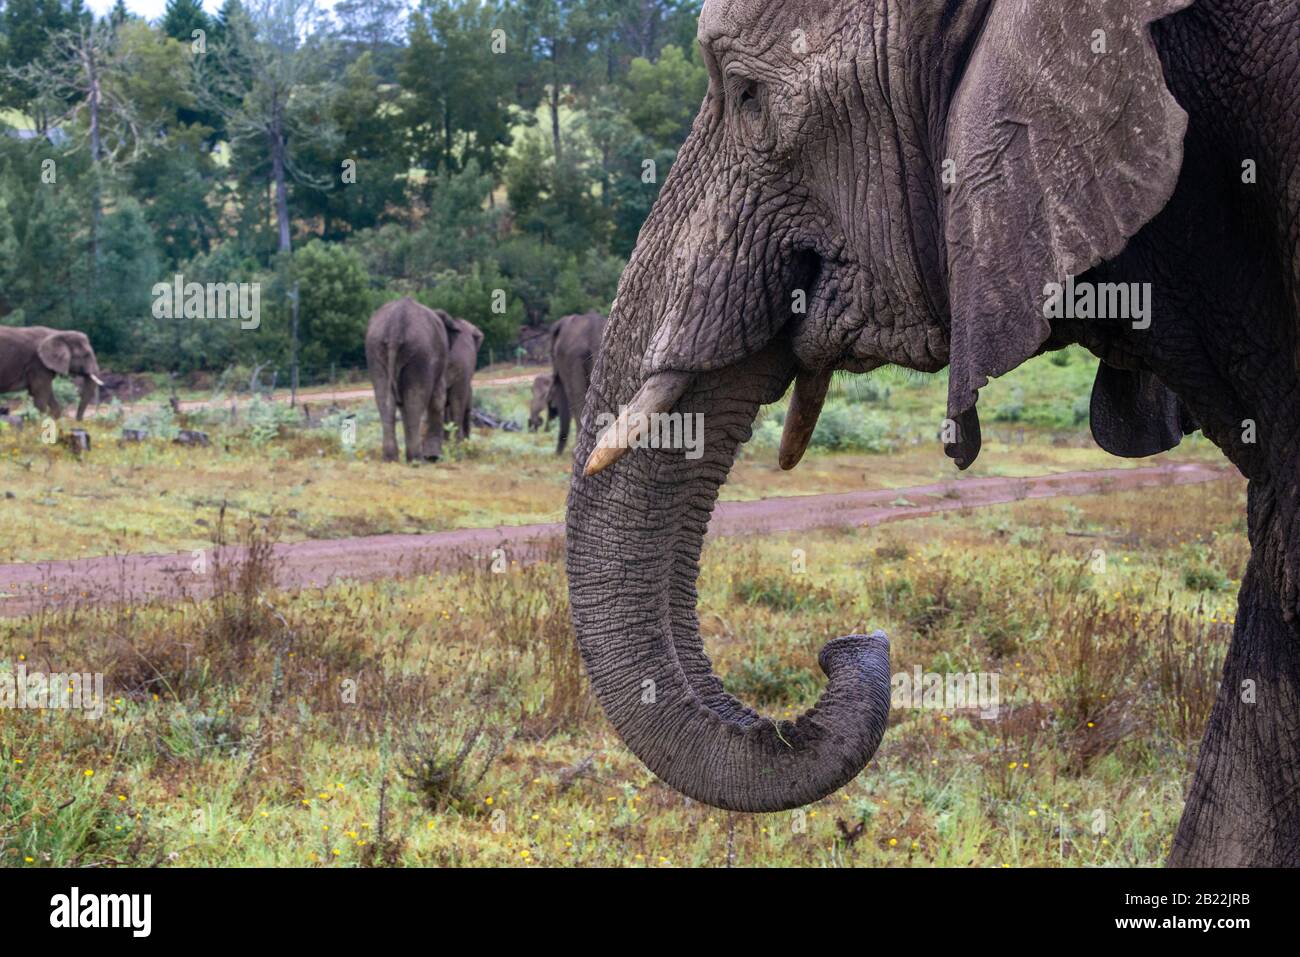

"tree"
[197, 0, 339, 255]
[518, 0, 602, 163]
[0, 0, 89, 130]
[621, 44, 704, 149]
[294, 52, 405, 240]
[289, 238, 371, 370]
[112, 19, 218, 266]
[160, 0, 209, 46]
[399, 0, 519, 186]
[331, 0, 406, 80]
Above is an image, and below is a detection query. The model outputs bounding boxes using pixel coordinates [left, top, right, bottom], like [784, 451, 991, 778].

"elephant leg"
[400, 379, 429, 464]
[1170, 549, 1300, 866]
[461, 387, 472, 440]
[27, 372, 61, 420]
[446, 385, 467, 442]
[373, 378, 399, 462]
[423, 381, 446, 461]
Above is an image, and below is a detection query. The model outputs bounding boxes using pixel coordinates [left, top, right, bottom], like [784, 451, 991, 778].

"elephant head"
[566, 0, 1192, 811]
[39, 330, 105, 420]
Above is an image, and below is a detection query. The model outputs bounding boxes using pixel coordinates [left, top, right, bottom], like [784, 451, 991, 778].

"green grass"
[0, 350, 1220, 563]
[0, 475, 1245, 867]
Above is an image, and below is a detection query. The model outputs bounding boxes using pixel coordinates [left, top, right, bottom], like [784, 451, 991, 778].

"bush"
[292, 240, 373, 370]
[1183, 563, 1227, 592]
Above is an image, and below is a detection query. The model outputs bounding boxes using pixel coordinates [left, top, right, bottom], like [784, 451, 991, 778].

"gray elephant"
[443, 316, 484, 441]
[0, 326, 104, 421]
[364, 298, 461, 463]
[549, 311, 606, 455]
[528, 374, 558, 432]
[566, 0, 1300, 867]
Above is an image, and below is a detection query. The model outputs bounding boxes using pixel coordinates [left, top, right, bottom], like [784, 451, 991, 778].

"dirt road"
[86, 372, 541, 418]
[0, 462, 1231, 616]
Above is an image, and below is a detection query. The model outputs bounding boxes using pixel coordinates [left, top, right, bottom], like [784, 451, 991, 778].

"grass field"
[0, 347, 1245, 867]
[0, 475, 1245, 867]
[0, 347, 1221, 563]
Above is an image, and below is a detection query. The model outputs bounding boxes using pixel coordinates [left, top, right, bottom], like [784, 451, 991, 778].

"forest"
[0, 0, 706, 382]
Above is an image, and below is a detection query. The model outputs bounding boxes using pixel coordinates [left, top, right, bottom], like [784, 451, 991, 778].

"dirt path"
[85, 372, 541, 418]
[176, 372, 540, 413]
[0, 462, 1231, 616]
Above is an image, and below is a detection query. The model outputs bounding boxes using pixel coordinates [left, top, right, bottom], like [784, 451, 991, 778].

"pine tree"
[161, 0, 210, 45]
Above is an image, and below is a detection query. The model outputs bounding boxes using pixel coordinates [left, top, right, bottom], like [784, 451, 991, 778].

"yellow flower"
[83, 769, 94, 777]
[888, 838, 898, 846]
[484, 796, 494, 806]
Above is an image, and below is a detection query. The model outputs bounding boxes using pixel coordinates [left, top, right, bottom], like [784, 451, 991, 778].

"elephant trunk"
[565, 305, 892, 814]
[75, 368, 100, 421]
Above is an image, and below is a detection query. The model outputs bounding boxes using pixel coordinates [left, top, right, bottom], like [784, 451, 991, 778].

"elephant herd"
[364, 296, 606, 463]
[0, 300, 605, 461]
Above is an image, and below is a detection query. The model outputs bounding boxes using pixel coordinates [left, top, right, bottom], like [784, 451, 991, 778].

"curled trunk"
[566, 342, 892, 812]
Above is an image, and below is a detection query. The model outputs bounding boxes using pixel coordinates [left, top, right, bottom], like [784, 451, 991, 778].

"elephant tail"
[385, 335, 400, 409]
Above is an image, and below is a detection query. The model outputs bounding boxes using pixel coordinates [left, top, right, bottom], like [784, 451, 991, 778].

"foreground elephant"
[528, 374, 558, 432]
[0, 326, 104, 420]
[566, 0, 1300, 867]
[550, 312, 606, 455]
[365, 298, 460, 462]
[443, 316, 484, 441]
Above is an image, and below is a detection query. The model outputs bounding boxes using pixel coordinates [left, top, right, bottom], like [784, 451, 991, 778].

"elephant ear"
[433, 309, 458, 337]
[1090, 361, 1197, 457]
[37, 333, 71, 375]
[942, 0, 1192, 469]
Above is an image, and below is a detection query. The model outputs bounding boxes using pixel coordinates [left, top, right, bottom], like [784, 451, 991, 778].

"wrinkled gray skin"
[364, 298, 458, 463]
[528, 373, 558, 432]
[0, 326, 102, 420]
[565, 0, 1300, 867]
[550, 312, 607, 455]
[443, 316, 484, 441]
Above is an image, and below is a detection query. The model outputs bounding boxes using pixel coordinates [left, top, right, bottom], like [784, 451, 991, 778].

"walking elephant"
[566, 0, 1300, 867]
[0, 326, 104, 421]
[550, 311, 606, 455]
[365, 298, 461, 463]
[443, 316, 484, 442]
[528, 374, 558, 432]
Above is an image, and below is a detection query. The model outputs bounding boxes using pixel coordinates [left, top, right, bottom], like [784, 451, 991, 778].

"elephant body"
[564, 0, 1300, 866]
[443, 316, 484, 441]
[364, 298, 459, 463]
[0, 326, 103, 421]
[528, 374, 558, 432]
[550, 312, 606, 455]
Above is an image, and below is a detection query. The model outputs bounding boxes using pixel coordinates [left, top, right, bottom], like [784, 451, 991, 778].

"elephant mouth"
[587, 248, 842, 478]
[566, 316, 893, 812]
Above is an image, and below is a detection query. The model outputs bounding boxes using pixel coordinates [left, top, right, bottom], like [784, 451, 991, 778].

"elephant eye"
[736, 79, 763, 120]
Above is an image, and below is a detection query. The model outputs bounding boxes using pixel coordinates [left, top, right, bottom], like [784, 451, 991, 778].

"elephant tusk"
[89, 374, 105, 387]
[779, 368, 833, 470]
[583, 371, 693, 477]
